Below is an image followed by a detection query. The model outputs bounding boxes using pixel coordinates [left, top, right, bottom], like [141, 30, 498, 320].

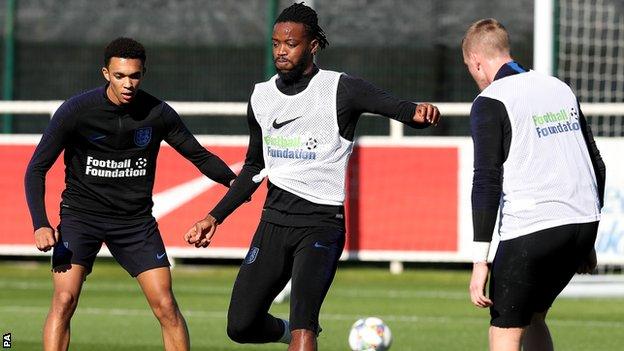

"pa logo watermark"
[2, 333, 10, 348]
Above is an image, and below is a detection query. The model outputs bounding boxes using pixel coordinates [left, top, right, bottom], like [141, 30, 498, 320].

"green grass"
[0, 260, 623, 350]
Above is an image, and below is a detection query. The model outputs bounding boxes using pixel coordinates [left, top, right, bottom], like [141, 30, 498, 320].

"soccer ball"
[348, 317, 392, 351]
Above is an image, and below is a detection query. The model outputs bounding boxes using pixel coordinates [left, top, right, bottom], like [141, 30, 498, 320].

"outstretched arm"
[336, 75, 439, 140]
[163, 104, 236, 187]
[185, 102, 265, 247]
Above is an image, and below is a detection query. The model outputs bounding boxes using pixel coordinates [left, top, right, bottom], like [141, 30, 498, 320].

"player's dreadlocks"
[275, 2, 329, 49]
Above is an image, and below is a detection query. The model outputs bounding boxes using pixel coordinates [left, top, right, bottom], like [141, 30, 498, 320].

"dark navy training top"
[25, 86, 236, 230]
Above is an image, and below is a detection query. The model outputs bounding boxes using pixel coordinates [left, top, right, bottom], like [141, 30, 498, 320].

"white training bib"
[479, 71, 601, 241]
[250, 70, 354, 206]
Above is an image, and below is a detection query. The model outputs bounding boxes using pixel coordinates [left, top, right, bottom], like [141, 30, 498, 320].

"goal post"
[534, 0, 556, 75]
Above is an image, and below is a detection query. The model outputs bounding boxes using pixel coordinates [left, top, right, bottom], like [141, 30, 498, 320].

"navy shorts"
[52, 213, 170, 277]
[489, 221, 598, 328]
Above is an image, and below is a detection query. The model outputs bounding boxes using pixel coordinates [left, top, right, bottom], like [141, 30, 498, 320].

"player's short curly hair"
[275, 2, 329, 50]
[104, 37, 146, 67]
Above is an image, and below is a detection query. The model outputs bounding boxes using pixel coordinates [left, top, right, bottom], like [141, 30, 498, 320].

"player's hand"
[184, 214, 218, 248]
[577, 248, 597, 274]
[34, 227, 58, 252]
[469, 262, 493, 308]
[414, 103, 441, 126]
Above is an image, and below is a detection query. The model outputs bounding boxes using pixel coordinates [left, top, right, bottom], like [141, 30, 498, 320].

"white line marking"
[152, 162, 242, 219]
[0, 306, 621, 329]
[4, 278, 624, 301]
[0, 279, 466, 299]
[0, 280, 464, 299]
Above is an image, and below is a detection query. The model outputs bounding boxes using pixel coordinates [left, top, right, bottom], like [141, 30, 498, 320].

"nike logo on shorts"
[89, 134, 107, 141]
[314, 242, 331, 250]
[156, 252, 166, 260]
[272, 116, 302, 129]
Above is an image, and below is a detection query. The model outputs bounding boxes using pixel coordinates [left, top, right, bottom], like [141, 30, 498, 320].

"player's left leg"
[105, 217, 188, 351]
[137, 267, 190, 351]
[488, 234, 536, 351]
[489, 326, 525, 351]
[45, 213, 103, 351]
[522, 311, 552, 351]
[44, 264, 89, 351]
[288, 226, 345, 351]
[521, 221, 599, 351]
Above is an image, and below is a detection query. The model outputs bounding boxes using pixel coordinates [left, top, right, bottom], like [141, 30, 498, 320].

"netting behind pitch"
[557, 0, 624, 136]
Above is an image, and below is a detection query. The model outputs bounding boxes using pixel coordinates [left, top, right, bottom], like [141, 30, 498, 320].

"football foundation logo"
[264, 135, 320, 160]
[85, 156, 148, 178]
[533, 107, 581, 138]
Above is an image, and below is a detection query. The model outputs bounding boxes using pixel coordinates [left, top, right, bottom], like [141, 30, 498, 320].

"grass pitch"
[0, 259, 622, 350]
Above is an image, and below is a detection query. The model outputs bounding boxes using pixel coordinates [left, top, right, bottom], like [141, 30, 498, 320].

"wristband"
[472, 241, 491, 263]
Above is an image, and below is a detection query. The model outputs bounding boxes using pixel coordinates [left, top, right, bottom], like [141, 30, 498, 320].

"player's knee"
[151, 296, 180, 325]
[51, 291, 79, 319]
[226, 318, 255, 344]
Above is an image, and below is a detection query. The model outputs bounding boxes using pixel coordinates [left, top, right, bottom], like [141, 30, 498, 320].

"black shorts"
[52, 213, 170, 277]
[228, 221, 345, 335]
[489, 221, 599, 328]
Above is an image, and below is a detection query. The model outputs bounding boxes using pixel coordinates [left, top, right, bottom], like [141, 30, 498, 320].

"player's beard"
[276, 49, 313, 83]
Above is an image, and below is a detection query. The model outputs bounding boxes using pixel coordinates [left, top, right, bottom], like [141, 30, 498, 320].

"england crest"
[243, 247, 260, 265]
[134, 127, 152, 147]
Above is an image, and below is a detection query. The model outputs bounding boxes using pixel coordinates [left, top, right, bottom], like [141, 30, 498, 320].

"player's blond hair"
[462, 18, 511, 58]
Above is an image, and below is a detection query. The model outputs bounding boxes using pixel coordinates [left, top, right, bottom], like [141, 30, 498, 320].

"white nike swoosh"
[152, 162, 243, 220]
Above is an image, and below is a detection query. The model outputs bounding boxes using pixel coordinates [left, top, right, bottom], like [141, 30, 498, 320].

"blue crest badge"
[134, 127, 152, 147]
[243, 247, 260, 265]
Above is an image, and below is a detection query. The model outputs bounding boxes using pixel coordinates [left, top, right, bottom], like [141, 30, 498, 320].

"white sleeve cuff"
[472, 241, 491, 263]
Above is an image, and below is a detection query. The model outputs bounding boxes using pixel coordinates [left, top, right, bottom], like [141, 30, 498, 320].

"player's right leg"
[44, 214, 102, 351]
[44, 264, 88, 351]
[226, 221, 292, 344]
